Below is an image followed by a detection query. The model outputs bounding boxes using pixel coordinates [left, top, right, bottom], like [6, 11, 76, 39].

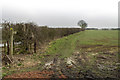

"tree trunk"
[7, 41, 9, 55]
[13, 40, 15, 54]
[25, 41, 28, 51]
[34, 42, 36, 53]
[30, 43, 32, 53]
[4, 42, 6, 54]
[28, 43, 31, 53]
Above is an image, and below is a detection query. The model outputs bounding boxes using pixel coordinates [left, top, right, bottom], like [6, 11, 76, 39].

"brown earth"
[2, 46, 119, 79]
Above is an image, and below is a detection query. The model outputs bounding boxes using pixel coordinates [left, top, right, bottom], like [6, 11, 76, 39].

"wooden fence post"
[10, 28, 13, 58]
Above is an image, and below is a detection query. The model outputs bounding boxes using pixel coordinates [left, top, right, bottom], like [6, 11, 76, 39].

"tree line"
[2, 22, 81, 57]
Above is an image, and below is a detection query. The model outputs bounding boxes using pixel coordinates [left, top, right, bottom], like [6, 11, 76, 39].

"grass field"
[3, 30, 119, 78]
[45, 30, 118, 58]
[42, 30, 118, 78]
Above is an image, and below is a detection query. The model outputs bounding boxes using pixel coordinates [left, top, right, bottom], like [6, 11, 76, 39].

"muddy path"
[3, 46, 119, 79]
[41, 47, 118, 78]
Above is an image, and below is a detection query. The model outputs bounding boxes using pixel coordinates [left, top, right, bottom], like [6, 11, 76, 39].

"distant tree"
[78, 20, 87, 31]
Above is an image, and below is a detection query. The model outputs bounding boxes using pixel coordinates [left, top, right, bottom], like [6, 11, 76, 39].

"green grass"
[45, 30, 118, 58]
[77, 30, 118, 46]
[45, 33, 80, 58]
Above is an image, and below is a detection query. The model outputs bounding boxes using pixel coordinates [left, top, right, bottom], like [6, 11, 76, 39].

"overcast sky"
[1, 0, 119, 27]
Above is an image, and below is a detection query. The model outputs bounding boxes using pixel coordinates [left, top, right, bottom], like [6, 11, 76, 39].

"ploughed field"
[3, 30, 119, 79]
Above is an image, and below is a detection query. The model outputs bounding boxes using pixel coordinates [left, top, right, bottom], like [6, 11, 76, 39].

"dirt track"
[3, 46, 119, 79]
